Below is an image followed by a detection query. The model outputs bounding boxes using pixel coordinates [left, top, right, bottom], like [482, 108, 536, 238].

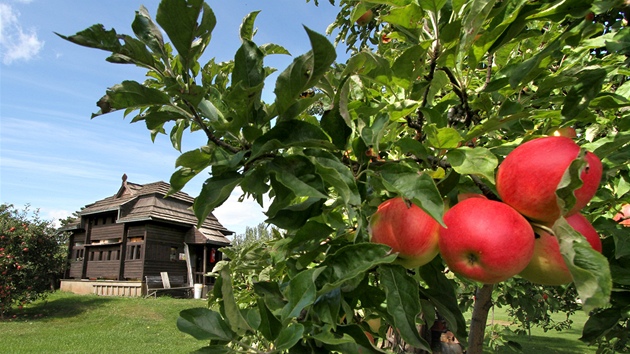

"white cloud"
[212, 187, 269, 236]
[0, 3, 43, 64]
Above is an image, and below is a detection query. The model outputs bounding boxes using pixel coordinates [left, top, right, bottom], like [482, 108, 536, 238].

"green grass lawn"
[1, 291, 597, 353]
[481, 306, 594, 353]
[0, 291, 207, 354]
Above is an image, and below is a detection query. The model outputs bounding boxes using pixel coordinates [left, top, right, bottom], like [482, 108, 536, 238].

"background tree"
[59, 0, 630, 352]
[0, 204, 68, 319]
[230, 222, 278, 251]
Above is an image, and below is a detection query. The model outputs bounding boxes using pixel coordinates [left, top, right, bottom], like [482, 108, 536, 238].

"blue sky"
[0, 0, 345, 235]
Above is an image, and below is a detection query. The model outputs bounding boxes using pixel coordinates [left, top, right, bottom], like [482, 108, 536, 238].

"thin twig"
[481, 54, 494, 91]
[184, 100, 240, 154]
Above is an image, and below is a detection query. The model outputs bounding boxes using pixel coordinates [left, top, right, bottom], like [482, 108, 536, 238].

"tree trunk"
[467, 284, 494, 354]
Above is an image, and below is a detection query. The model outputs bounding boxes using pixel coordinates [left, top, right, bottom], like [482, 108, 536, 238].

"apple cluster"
[370, 136, 603, 285]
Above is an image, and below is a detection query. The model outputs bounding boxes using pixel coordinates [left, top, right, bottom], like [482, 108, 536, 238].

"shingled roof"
[61, 174, 232, 244]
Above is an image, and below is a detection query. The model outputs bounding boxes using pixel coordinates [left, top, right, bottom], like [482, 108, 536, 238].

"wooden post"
[81, 218, 92, 279]
[202, 245, 207, 286]
[184, 243, 193, 286]
[118, 223, 128, 280]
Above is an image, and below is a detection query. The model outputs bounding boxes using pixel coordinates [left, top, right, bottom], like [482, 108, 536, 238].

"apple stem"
[467, 283, 494, 354]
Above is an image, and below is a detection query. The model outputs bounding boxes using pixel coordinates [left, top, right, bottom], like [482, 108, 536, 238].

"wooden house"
[59, 174, 232, 296]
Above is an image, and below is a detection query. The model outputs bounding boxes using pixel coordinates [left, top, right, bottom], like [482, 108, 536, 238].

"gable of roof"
[69, 175, 233, 241]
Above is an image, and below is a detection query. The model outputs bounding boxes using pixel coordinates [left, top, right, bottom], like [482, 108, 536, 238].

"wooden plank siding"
[89, 223, 124, 240]
[124, 260, 143, 280]
[86, 260, 120, 279]
[68, 261, 82, 278]
[143, 223, 188, 280]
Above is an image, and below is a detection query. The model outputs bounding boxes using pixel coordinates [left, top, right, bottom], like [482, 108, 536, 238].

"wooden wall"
[90, 223, 124, 241]
[143, 223, 188, 279]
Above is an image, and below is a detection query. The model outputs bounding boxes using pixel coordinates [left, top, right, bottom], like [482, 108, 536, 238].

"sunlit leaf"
[447, 147, 498, 184]
[554, 217, 611, 312]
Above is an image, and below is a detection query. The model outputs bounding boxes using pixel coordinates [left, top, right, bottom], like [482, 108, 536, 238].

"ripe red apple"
[438, 198, 535, 284]
[496, 136, 602, 223]
[356, 9, 373, 26]
[519, 213, 602, 285]
[613, 203, 630, 227]
[369, 197, 440, 268]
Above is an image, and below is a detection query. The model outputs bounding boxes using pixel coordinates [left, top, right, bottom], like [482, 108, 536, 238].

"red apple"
[369, 197, 440, 268]
[613, 203, 630, 225]
[496, 136, 602, 223]
[356, 9, 373, 26]
[438, 198, 535, 284]
[519, 213, 602, 285]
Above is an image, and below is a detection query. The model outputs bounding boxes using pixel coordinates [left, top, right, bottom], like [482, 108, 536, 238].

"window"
[170, 247, 178, 261]
[127, 245, 142, 260]
[89, 251, 95, 261]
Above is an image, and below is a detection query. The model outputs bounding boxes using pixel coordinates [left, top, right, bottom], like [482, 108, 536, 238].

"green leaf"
[318, 243, 397, 295]
[260, 43, 291, 56]
[239, 11, 260, 41]
[309, 151, 361, 206]
[561, 68, 607, 119]
[274, 27, 336, 115]
[459, 0, 497, 54]
[418, 0, 447, 12]
[55, 24, 122, 52]
[219, 266, 253, 335]
[555, 150, 587, 216]
[321, 106, 352, 150]
[267, 155, 327, 200]
[580, 308, 622, 344]
[424, 125, 463, 149]
[274, 323, 305, 351]
[377, 163, 446, 226]
[418, 259, 468, 343]
[193, 171, 242, 227]
[280, 267, 325, 320]
[177, 308, 235, 341]
[554, 217, 611, 312]
[313, 289, 342, 327]
[258, 298, 282, 341]
[254, 281, 287, 313]
[250, 120, 335, 159]
[156, 0, 215, 67]
[379, 265, 431, 351]
[381, 3, 424, 29]
[232, 39, 265, 89]
[94, 80, 171, 116]
[131, 5, 166, 58]
[446, 147, 498, 184]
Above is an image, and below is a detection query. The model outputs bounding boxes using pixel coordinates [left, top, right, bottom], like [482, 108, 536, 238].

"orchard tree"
[231, 222, 279, 251]
[0, 204, 68, 319]
[59, 0, 630, 352]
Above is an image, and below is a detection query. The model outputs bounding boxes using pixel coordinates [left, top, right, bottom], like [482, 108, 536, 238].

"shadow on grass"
[4, 294, 114, 322]
[505, 333, 590, 354]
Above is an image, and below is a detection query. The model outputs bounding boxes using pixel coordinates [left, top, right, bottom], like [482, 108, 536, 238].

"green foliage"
[0, 204, 68, 319]
[61, 0, 630, 352]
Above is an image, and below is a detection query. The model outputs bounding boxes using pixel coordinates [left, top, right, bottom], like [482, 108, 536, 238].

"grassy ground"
[1, 291, 596, 353]
[0, 291, 207, 354]
[481, 306, 594, 353]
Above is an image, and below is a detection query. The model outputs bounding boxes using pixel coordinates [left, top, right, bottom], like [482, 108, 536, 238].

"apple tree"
[0, 204, 68, 319]
[59, 0, 630, 352]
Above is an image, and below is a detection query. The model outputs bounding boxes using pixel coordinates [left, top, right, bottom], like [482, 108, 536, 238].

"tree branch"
[467, 284, 494, 354]
[184, 100, 241, 154]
